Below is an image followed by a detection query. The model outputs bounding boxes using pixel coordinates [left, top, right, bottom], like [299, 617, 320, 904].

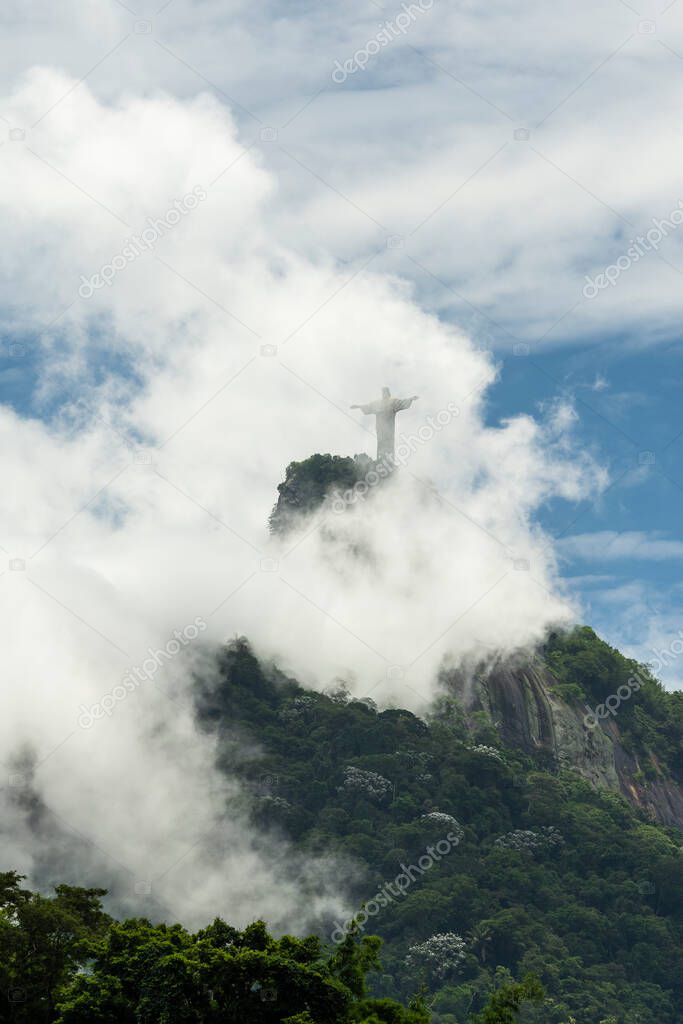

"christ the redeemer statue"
[351, 387, 418, 462]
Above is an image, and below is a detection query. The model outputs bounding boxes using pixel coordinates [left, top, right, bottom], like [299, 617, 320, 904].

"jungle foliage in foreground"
[195, 635, 683, 1024]
[0, 871, 542, 1024]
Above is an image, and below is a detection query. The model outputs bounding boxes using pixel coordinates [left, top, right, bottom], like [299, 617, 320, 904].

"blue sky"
[490, 341, 683, 680]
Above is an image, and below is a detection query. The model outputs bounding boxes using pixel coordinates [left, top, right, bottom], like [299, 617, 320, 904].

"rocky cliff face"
[267, 455, 683, 831]
[455, 659, 683, 830]
[269, 453, 370, 535]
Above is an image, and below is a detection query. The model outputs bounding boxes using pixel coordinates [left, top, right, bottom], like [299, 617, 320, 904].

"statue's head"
[382, 386, 391, 398]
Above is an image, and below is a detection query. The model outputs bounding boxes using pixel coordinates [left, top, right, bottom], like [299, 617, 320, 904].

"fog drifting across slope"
[0, 72, 605, 926]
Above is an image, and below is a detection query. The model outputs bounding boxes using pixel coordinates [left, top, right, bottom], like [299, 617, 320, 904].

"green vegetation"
[269, 454, 369, 534]
[543, 626, 683, 781]
[2, 622, 679, 1024]
[3, 625, 682, 1022]
[4, 466, 683, 1024]
[195, 637, 683, 1024]
[5, 454, 681, 1021]
[0, 872, 541, 1024]
[472, 975, 543, 1024]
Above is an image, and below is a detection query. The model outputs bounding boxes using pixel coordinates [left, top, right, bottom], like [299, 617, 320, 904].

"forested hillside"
[2, 628, 682, 1023]
[194, 636, 683, 1024]
[3, 451, 682, 1023]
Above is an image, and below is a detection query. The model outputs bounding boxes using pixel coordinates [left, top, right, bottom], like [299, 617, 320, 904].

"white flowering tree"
[339, 765, 392, 801]
[494, 826, 564, 853]
[420, 812, 464, 841]
[277, 695, 317, 723]
[404, 932, 467, 983]
[467, 743, 504, 763]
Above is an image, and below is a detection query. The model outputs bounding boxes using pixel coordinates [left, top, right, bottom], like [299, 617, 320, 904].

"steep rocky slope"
[456, 659, 683, 829]
[270, 452, 683, 831]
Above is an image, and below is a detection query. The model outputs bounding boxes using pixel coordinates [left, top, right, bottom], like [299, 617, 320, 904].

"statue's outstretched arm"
[393, 396, 419, 411]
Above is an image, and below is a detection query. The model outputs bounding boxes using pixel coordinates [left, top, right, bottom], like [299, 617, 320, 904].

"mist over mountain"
[2, 11, 683, 1021]
[3, 450, 683, 1022]
[0, 69, 615, 942]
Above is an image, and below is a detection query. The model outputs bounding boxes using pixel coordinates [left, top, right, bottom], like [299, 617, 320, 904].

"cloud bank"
[4, 1, 683, 349]
[0, 71, 605, 926]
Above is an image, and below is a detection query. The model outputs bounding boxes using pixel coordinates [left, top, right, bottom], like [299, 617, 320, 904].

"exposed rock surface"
[269, 453, 371, 535]
[454, 659, 683, 830]
[267, 454, 683, 831]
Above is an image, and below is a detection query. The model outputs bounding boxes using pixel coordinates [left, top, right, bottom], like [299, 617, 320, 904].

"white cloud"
[0, 68, 609, 928]
[588, 374, 609, 392]
[3, 3, 683, 349]
[560, 530, 683, 562]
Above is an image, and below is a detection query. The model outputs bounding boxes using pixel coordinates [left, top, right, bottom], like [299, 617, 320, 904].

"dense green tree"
[44, 906, 425, 1024]
[471, 974, 543, 1023]
[0, 872, 109, 1024]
